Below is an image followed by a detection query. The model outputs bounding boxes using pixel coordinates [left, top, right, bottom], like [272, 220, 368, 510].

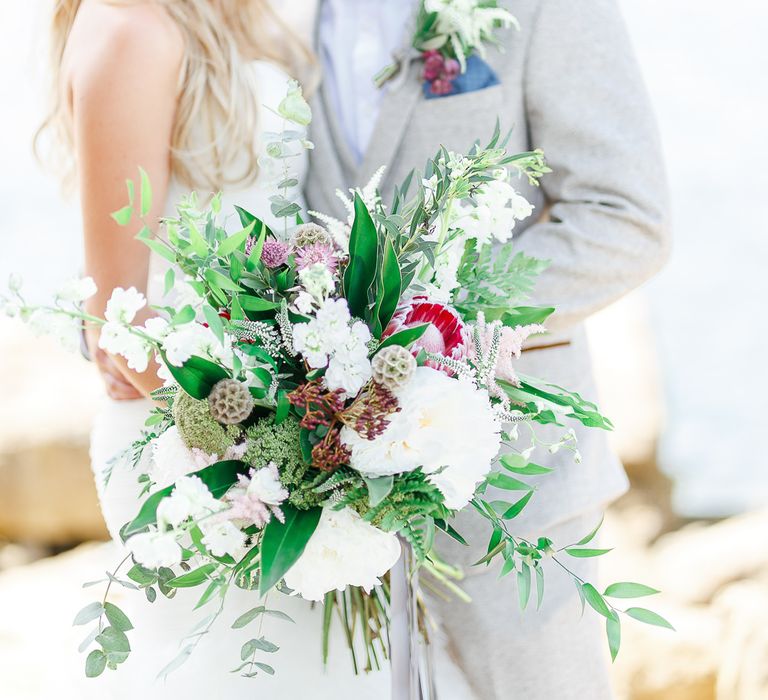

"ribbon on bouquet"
[390, 539, 436, 700]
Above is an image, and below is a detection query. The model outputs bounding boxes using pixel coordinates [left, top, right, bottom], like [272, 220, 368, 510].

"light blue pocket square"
[423, 54, 501, 100]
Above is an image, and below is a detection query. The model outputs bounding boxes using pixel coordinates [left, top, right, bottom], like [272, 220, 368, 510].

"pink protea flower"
[294, 242, 339, 273]
[383, 296, 469, 373]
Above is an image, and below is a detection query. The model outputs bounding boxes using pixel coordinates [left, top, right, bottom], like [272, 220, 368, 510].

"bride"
[38, 0, 476, 697]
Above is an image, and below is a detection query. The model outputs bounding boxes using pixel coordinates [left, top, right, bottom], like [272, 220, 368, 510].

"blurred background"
[1, 2, 767, 699]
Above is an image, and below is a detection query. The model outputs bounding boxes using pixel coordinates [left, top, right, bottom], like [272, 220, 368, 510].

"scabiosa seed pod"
[371, 345, 417, 391]
[260, 239, 290, 268]
[291, 222, 332, 248]
[208, 378, 254, 425]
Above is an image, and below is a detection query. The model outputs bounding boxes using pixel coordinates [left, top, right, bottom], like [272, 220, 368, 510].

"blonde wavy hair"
[37, 0, 316, 191]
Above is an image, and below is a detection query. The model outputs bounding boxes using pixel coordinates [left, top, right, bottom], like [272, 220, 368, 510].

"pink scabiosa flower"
[383, 296, 469, 373]
[294, 242, 339, 273]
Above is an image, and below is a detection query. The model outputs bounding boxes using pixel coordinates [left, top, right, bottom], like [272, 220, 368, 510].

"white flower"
[510, 191, 534, 220]
[341, 366, 501, 509]
[99, 322, 151, 372]
[162, 323, 213, 366]
[292, 321, 329, 368]
[8, 273, 23, 293]
[315, 297, 351, 339]
[56, 276, 97, 304]
[142, 316, 170, 341]
[27, 308, 81, 352]
[200, 519, 246, 558]
[291, 290, 316, 315]
[325, 355, 372, 396]
[299, 262, 335, 301]
[126, 530, 182, 569]
[284, 507, 401, 601]
[247, 464, 288, 505]
[104, 287, 146, 324]
[2, 300, 20, 318]
[150, 426, 197, 489]
[156, 475, 222, 530]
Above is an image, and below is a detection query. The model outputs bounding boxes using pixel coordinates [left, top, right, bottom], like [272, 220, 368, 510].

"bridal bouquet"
[3, 82, 670, 681]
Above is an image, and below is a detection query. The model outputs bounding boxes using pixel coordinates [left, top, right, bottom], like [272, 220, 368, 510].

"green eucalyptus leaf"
[73, 602, 104, 626]
[103, 603, 133, 632]
[85, 649, 107, 678]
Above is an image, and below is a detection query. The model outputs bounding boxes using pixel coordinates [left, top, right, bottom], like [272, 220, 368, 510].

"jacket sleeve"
[512, 0, 671, 333]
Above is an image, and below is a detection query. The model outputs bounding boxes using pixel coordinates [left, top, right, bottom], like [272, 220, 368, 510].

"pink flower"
[429, 79, 454, 96]
[473, 322, 547, 386]
[422, 50, 445, 81]
[294, 242, 339, 273]
[383, 296, 469, 373]
[442, 58, 460, 80]
[245, 238, 290, 268]
[223, 464, 287, 528]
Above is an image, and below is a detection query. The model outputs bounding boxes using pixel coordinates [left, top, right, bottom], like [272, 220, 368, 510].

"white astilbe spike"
[360, 166, 386, 206]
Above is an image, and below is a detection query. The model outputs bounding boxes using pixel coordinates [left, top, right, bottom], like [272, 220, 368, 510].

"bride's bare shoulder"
[64, 1, 184, 94]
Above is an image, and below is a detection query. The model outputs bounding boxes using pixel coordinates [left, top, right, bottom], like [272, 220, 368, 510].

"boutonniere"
[375, 0, 519, 93]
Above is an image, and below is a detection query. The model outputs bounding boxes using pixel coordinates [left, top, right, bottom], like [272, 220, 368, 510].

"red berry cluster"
[422, 50, 461, 96]
[339, 382, 400, 441]
[287, 380, 346, 430]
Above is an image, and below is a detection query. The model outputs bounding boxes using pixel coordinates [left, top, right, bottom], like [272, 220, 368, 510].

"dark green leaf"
[373, 235, 402, 335]
[167, 563, 218, 588]
[205, 268, 243, 293]
[486, 472, 531, 491]
[377, 323, 429, 351]
[259, 505, 322, 594]
[501, 491, 534, 519]
[161, 354, 229, 400]
[218, 221, 255, 257]
[343, 193, 379, 318]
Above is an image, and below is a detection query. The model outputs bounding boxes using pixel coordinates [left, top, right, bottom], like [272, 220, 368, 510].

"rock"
[0, 319, 108, 543]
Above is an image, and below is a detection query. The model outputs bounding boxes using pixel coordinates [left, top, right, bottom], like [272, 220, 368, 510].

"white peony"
[126, 530, 182, 569]
[341, 366, 501, 510]
[98, 322, 151, 372]
[56, 276, 97, 304]
[247, 464, 288, 505]
[284, 507, 401, 601]
[104, 287, 146, 324]
[200, 519, 246, 558]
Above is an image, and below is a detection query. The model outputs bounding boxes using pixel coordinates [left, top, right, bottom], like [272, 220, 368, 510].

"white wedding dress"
[88, 60, 474, 700]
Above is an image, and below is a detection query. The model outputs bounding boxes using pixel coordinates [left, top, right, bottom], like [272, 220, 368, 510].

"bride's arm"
[66, 3, 183, 398]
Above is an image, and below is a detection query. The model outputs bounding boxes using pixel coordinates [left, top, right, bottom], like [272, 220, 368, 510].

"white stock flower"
[291, 290, 316, 315]
[299, 262, 335, 301]
[161, 323, 224, 367]
[325, 354, 372, 396]
[292, 321, 329, 368]
[98, 322, 151, 372]
[284, 507, 401, 601]
[247, 464, 288, 506]
[56, 276, 97, 304]
[200, 519, 246, 558]
[315, 297, 352, 345]
[27, 308, 81, 352]
[104, 287, 146, 324]
[142, 316, 170, 341]
[126, 530, 182, 569]
[341, 366, 501, 509]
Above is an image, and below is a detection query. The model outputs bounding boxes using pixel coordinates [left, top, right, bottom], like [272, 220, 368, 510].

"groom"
[304, 0, 669, 698]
